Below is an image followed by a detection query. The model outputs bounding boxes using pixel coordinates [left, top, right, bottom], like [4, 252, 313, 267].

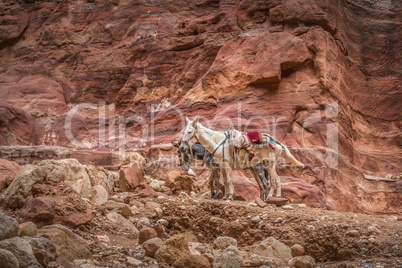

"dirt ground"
[68, 193, 401, 268]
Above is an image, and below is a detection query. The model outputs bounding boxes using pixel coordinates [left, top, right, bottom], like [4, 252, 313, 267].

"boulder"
[213, 237, 238, 250]
[85, 165, 114, 193]
[19, 197, 56, 224]
[288, 256, 315, 268]
[213, 248, 243, 268]
[166, 174, 199, 194]
[0, 159, 21, 190]
[142, 237, 163, 257]
[154, 224, 164, 238]
[89, 185, 109, 206]
[291, 244, 305, 257]
[119, 162, 144, 192]
[3, 159, 92, 208]
[19, 221, 37, 237]
[131, 182, 158, 198]
[138, 227, 157, 244]
[0, 211, 19, 241]
[253, 237, 292, 263]
[106, 212, 139, 237]
[55, 255, 76, 268]
[266, 197, 288, 206]
[64, 208, 92, 228]
[0, 237, 37, 267]
[136, 217, 151, 230]
[102, 200, 133, 217]
[22, 236, 57, 266]
[0, 248, 19, 268]
[119, 152, 146, 167]
[126, 256, 142, 266]
[166, 171, 180, 186]
[149, 179, 161, 191]
[37, 224, 91, 262]
[173, 254, 211, 268]
[241, 252, 268, 267]
[255, 198, 266, 208]
[155, 234, 190, 265]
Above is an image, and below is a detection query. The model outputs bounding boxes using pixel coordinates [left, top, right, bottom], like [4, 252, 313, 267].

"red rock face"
[0, 2, 28, 48]
[0, 102, 38, 145]
[0, 0, 400, 214]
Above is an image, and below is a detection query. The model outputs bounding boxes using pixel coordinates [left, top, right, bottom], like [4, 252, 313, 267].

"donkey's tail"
[276, 140, 305, 168]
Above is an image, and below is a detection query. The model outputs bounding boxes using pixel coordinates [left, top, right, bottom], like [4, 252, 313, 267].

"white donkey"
[182, 116, 305, 200]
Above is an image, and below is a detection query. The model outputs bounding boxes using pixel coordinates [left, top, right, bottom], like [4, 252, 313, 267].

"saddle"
[245, 129, 262, 144]
[229, 128, 276, 162]
[229, 128, 260, 161]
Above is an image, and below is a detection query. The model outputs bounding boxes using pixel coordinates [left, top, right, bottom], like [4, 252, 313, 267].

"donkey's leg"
[221, 168, 228, 200]
[264, 155, 276, 197]
[262, 161, 270, 200]
[269, 167, 281, 197]
[213, 168, 220, 199]
[250, 168, 264, 200]
[208, 173, 215, 199]
[255, 163, 268, 201]
[221, 167, 233, 200]
[212, 168, 220, 199]
[272, 149, 282, 197]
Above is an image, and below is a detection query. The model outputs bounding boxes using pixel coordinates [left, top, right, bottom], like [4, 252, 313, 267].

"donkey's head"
[171, 141, 191, 171]
[182, 116, 199, 144]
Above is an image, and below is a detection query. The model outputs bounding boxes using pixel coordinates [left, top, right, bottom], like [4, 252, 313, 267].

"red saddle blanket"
[245, 129, 262, 144]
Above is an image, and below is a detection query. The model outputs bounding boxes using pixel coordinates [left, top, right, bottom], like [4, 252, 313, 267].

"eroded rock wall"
[0, 0, 400, 214]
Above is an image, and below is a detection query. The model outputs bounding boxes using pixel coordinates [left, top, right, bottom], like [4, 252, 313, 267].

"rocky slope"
[0, 0, 400, 214]
[0, 157, 401, 267]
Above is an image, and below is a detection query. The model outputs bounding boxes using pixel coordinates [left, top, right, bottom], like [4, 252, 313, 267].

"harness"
[210, 131, 230, 161]
[182, 129, 230, 169]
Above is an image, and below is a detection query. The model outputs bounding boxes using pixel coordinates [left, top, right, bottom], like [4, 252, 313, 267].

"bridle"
[181, 124, 199, 162]
[187, 124, 200, 143]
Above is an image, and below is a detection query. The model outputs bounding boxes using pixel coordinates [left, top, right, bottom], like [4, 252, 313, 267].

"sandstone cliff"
[0, 0, 400, 214]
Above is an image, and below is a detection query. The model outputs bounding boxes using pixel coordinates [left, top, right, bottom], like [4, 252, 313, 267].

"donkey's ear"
[192, 115, 199, 126]
[171, 142, 179, 148]
[185, 116, 190, 125]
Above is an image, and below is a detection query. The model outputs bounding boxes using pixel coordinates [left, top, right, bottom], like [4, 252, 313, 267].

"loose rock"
[149, 179, 161, 191]
[291, 244, 305, 257]
[19, 221, 37, 237]
[139, 227, 158, 244]
[213, 237, 238, 250]
[102, 200, 133, 217]
[89, 185, 108, 206]
[213, 249, 242, 268]
[255, 198, 266, 208]
[0, 211, 19, 240]
[288, 255, 315, 268]
[22, 236, 57, 266]
[136, 217, 151, 230]
[106, 212, 139, 237]
[0, 237, 37, 267]
[37, 224, 91, 262]
[173, 254, 211, 268]
[0, 248, 19, 268]
[154, 234, 190, 265]
[253, 237, 292, 263]
[142, 237, 163, 257]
